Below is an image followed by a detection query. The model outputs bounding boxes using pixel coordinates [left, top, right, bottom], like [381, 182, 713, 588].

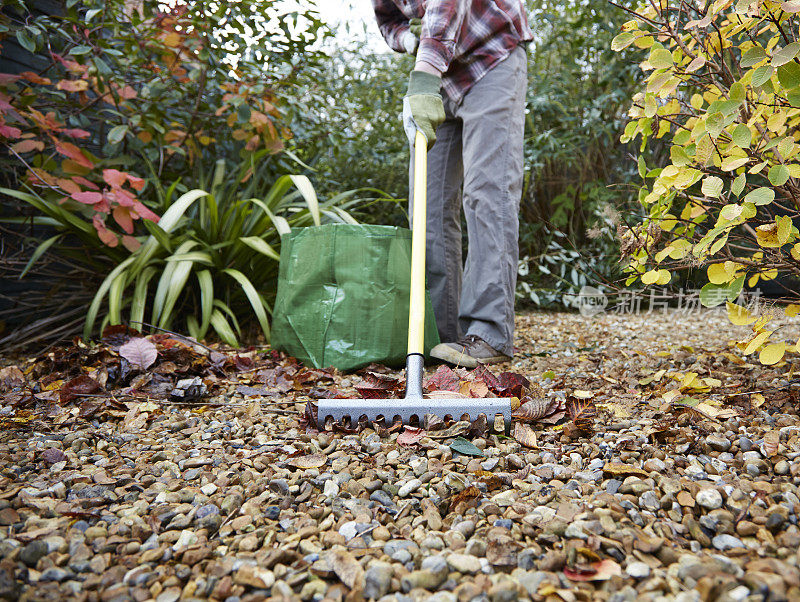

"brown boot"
[429, 335, 510, 368]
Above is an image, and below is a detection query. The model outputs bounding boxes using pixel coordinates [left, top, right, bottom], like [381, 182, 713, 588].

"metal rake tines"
[316, 397, 514, 429]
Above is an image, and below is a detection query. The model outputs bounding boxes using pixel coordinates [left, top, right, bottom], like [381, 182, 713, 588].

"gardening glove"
[403, 70, 445, 149]
[401, 19, 420, 54]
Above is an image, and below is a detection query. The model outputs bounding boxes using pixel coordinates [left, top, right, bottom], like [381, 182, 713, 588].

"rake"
[317, 131, 514, 429]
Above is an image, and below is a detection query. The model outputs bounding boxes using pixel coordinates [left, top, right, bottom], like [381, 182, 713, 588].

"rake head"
[316, 394, 514, 429]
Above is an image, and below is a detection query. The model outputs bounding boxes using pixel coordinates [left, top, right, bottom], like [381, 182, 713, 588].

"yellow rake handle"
[408, 130, 427, 356]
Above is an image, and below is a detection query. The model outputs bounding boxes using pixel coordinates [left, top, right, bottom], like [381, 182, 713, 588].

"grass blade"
[289, 175, 320, 226]
[19, 234, 62, 279]
[239, 236, 280, 260]
[196, 269, 213, 339]
[223, 268, 270, 341]
[210, 309, 239, 346]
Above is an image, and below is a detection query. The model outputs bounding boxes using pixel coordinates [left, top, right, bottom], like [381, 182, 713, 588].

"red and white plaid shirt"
[372, 0, 533, 102]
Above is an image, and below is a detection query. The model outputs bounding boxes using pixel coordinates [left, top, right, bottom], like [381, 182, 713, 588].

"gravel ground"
[3, 308, 800, 602]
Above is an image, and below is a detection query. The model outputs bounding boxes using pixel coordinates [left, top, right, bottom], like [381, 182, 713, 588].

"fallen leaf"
[567, 398, 597, 431]
[330, 549, 365, 590]
[427, 421, 471, 439]
[762, 430, 779, 457]
[564, 559, 622, 582]
[448, 485, 481, 512]
[425, 365, 461, 392]
[59, 375, 102, 404]
[119, 337, 158, 370]
[355, 372, 401, 399]
[0, 366, 25, 391]
[449, 436, 484, 457]
[498, 372, 530, 398]
[287, 453, 327, 470]
[513, 396, 550, 422]
[397, 426, 425, 447]
[513, 422, 538, 448]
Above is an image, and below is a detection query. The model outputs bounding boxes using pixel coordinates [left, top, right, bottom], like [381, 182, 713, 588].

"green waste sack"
[271, 224, 440, 371]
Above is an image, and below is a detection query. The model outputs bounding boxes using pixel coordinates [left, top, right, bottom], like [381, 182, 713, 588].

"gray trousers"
[410, 45, 527, 357]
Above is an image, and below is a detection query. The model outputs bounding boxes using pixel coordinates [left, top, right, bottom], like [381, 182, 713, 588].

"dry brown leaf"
[513, 422, 537, 448]
[397, 426, 425, 447]
[330, 549, 365, 590]
[287, 453, 327, 470]
[762, 430, 779, 458]
[513, 396, 550, 422]
[567, 397, 597, 431]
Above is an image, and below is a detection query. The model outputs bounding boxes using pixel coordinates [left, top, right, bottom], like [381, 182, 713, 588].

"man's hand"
[402, 70, 445, 149]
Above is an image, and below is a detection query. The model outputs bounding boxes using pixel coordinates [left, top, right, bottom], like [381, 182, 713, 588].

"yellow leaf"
[727, 302, 757, 325]
[760, 342, 786, 365]
[662, 390, 681, 403]
[743, 330, 772, 355]
[656, 269, 672, 285]
[785, 304, 800, 317]
[708, 263, 730, 284]
[641, 269, 660, 285]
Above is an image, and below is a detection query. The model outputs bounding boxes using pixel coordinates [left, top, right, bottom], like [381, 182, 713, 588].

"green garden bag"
[271, 224, 440, 371]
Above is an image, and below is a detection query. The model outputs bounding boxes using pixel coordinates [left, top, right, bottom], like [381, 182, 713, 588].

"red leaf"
[113, 205, 134, 233]
[128, 174, 145, 191]
[0, 93, 13, 111]
[397, 426, 425, 447]
[425, 365, 461, 392]
[0, 124, 22, 139]
[471, 364, 501, 392]
[61, 128, 91, 139]
[133, 201, 160, 222]
[119, 337, 158, 369]
[54, 139, 93, 168]
[567, 398, 597, 432]
[57, 79, 89, 92]
[93, 215, 118, 247]
[72, 176, 99, 190]
[60, 375, 102, 404]
[121, 235, 141, 252]
[102, 168, 127, 188]
[20, 71, 51, 85]
[11, 139, 44, 153]
[0, 73, 21, 85]
[72, 191, 103, 205]
[498, 372, 529, 398]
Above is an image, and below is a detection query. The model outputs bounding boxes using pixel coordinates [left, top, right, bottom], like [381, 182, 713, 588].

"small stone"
[398, 478, 422, 498]
[696, 488, 723, 510]
[447, 553, 481, 574]
[20, 540, 48, 567]
[364, 561, 393, 600]
[401, 568, 446, 592]
[39, 567, 70, 582]
[640, 490, 660, 512]
[712, 534, 745, 551]
[626, 561, 651, 579]
[706, 434, 732, 452]
[264, 506, 281, 520]
[775, 460, 790, 475]
[233, 566, 275, 589]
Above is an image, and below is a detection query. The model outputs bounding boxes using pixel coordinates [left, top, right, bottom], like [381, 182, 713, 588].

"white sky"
[313, 0, 387, 51]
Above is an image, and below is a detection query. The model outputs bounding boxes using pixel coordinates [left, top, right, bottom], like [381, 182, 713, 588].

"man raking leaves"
[376, 0, 533, 368]
[317, 0, 532, 427]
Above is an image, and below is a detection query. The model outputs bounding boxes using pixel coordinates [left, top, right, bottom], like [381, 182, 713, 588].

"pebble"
[712, 534, 745, 551]
[696, 488, 723, 510]
[7, 314, 800, 602]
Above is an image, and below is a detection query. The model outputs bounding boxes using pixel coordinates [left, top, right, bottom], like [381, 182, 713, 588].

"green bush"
[5, 162, 370, 345]
[614, 0, 800, 366]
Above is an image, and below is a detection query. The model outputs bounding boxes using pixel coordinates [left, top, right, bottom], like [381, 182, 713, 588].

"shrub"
[5, 165, 369, 345]
[615, 0, 800, 365]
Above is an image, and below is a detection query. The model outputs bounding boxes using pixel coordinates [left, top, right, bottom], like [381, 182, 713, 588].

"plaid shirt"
[372, 0, 533, 102]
